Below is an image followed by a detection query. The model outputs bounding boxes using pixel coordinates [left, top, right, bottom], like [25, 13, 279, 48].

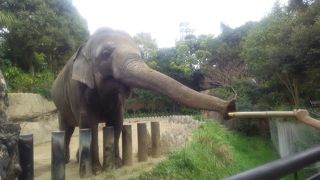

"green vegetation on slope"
[2, 62, 54, 98]
[135, 121, 278, 179]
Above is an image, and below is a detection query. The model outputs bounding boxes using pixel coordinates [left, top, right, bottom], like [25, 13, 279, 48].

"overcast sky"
[73, 0, 287, 48]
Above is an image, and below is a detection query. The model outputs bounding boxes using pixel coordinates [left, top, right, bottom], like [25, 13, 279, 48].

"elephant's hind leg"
[58, 113, 75, 163]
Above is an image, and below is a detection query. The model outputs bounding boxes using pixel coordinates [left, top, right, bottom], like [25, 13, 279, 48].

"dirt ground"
[33, 116, 200, 179]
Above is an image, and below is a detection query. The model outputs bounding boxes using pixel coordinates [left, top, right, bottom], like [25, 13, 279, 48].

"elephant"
[51, 27, 236, 174]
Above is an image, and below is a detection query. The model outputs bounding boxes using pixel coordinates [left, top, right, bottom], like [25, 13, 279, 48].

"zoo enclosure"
[17, 121, 161, 179]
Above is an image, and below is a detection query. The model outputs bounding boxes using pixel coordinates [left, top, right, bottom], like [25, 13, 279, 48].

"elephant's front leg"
[113, 115, 123, 167]
[106, 99, 124, 167]
[91, 124, 102, 174]
[58, 113, 75, 163]
[79, 113, 102, 174]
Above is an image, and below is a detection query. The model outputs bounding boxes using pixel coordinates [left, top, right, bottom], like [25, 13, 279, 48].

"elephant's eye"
[101, 46, 114, 59]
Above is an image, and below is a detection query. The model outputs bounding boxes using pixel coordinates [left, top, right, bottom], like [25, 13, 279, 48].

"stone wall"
[6, 93, 56, 122]
[6, 93, 59, 144]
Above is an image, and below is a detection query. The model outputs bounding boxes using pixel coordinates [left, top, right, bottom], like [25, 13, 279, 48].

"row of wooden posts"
[17, 121, 161, 180]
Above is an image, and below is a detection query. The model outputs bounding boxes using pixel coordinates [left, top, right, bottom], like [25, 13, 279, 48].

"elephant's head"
[72, 27, 235, 119]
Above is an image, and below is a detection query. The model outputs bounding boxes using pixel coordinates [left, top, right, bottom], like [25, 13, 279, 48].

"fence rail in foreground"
[226, 145, 320, 180]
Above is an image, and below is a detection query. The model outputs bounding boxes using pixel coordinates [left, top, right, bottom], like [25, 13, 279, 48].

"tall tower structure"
[179, 22, 193, 40]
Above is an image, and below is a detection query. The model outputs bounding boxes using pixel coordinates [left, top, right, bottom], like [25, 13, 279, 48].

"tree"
[201, 22, 255, 85]
[0, 0, 89, 73]
[133, 32, 158, 60]
[242, 0, 320, 107]
[288, 0, 305, 10]
[288, 0, 315, 11]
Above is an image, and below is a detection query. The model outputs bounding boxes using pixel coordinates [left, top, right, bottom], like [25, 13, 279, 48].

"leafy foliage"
[135, 121, 277, 179]
[0, 0, 89, 73]
[2, 61, 54, 97]
[202, 22, 255, 85]
[134, 32, 158, 60]
[242, 1, 320, 107]
[0, 0, 88, 97]
[0, 0, 320, 119]
[125, 88, 198, 116]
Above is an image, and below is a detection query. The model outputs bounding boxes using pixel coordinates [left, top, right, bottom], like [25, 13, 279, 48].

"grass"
[134, 120, 278, 180]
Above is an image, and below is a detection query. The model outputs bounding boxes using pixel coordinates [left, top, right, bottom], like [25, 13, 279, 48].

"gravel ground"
[33, 115, 201, 179]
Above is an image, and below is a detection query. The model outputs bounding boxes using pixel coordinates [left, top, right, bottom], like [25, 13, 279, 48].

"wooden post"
[79, 129, 92, 178]
[51, 131, 65, 180]
[103, 126, 115, 169]
[18, 134, 33, 180]
[122, 125, 132, 166]
[137, 123, 148, 162]
[151, 121, 161, 158]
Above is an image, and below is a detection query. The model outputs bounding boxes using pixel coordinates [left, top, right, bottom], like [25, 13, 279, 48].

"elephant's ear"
[71, 45, 94, 89]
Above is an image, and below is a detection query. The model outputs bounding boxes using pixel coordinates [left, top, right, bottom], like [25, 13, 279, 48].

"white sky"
[73, 0, 287, 48]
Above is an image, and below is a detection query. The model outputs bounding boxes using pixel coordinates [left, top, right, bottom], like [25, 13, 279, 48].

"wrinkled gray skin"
[51, 27, 235, 174]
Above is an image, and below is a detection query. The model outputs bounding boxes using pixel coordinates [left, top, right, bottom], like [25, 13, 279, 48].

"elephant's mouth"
[118, 59, 236, 119]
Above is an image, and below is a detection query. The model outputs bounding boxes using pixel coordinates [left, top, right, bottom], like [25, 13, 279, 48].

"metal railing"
[226, 145, 320, 180]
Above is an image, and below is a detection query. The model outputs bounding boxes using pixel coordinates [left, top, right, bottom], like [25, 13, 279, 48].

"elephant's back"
[51, 59, 72, 102]
[51, 59, 75, 121]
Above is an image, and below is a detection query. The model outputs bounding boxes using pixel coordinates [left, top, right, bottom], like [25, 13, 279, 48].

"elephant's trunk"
[119, 60, 236, 119]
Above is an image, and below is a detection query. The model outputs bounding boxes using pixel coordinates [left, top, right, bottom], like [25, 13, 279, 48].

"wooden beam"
[228, 110, 320, 129]
[228, 111, 294, 118]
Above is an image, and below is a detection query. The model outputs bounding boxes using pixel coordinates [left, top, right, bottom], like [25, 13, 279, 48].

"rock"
[0, 121, 21, 179]
[6, 93, 57, 122]
[4, 93, 59, 145]
[0, 70, 22, 179]
[20, 113, 59, 144]
[0, 92, 60, 146]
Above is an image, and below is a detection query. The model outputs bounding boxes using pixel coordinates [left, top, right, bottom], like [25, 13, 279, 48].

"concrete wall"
[6, 93, 59, 144]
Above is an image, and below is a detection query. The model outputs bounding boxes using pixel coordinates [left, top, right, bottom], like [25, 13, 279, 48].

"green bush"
[4, 66, 33, 91]
[209, 79, 291, 136]
[31, 71, 55, 98]
[209, 79, 262, 135]
[126, 88, 201, 116]
[134, 121, 277, 179]
[3, 65, 54, 98]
